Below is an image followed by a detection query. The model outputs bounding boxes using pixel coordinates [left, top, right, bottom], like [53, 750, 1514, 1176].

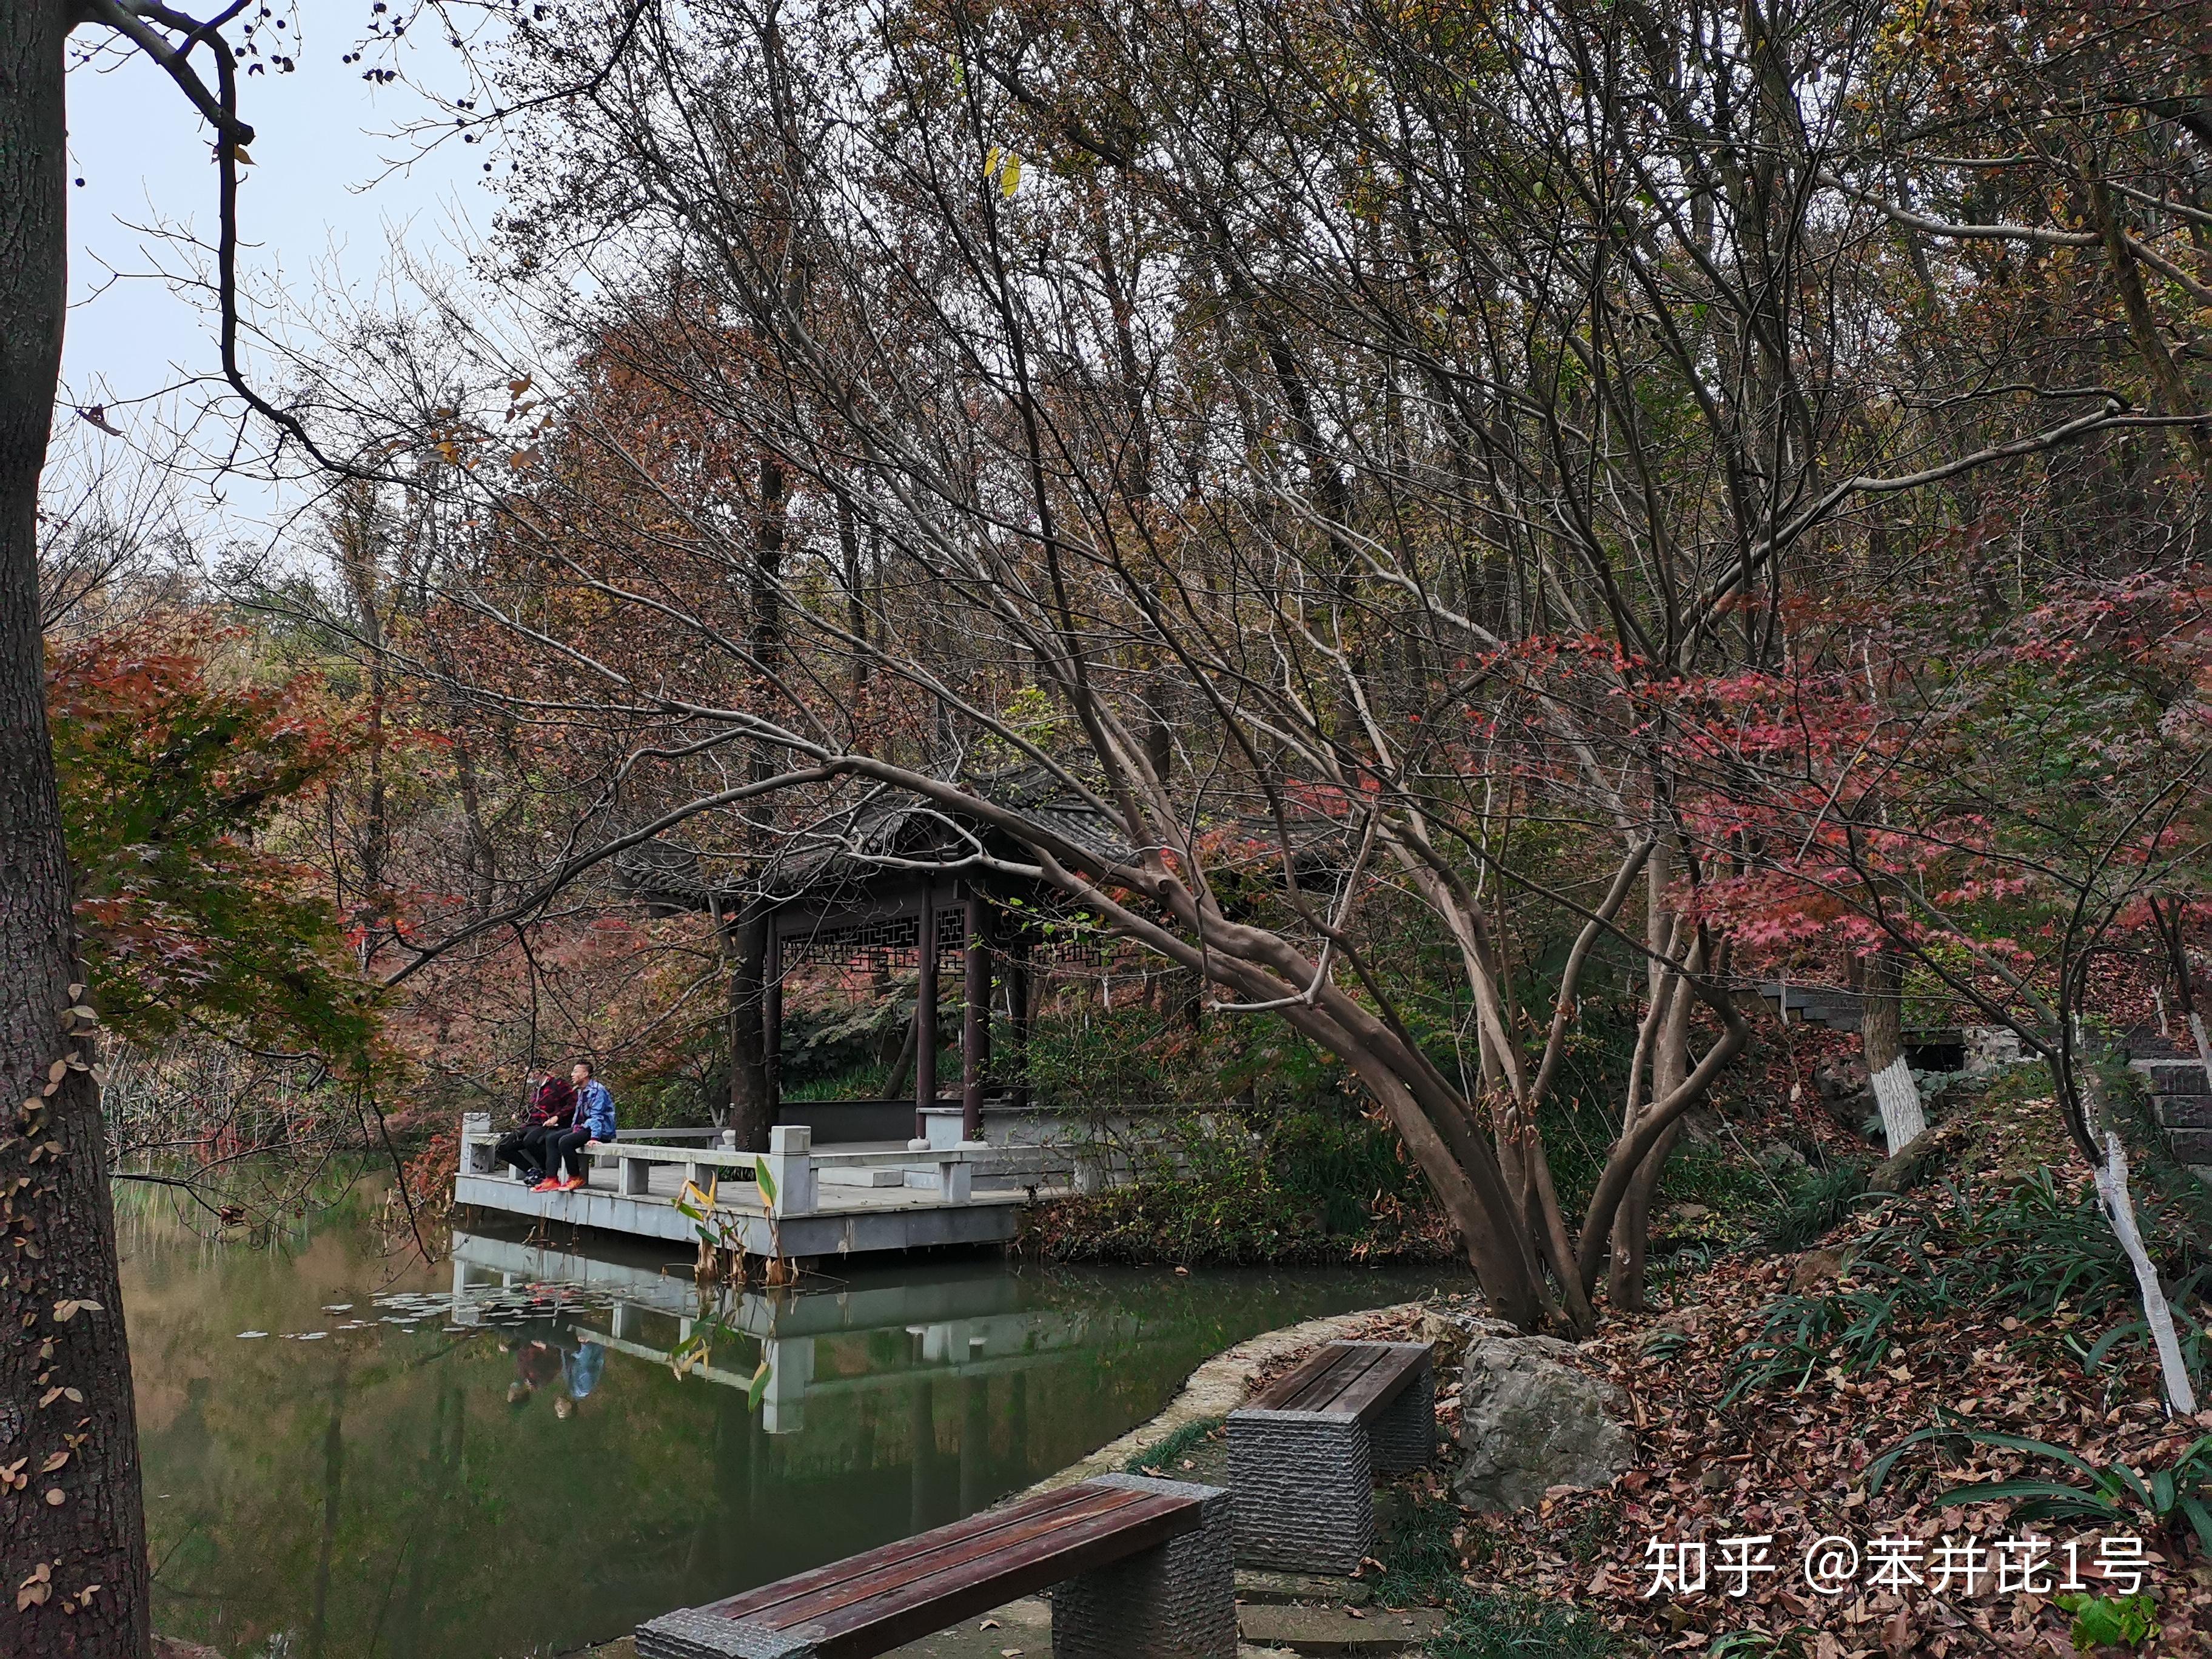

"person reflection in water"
[556, 1335, 606, 1420]
[506, 1326, 562, 1407]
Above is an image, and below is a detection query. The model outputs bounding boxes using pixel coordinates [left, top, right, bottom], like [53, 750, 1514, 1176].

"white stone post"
[762, 1123, 818, 1216]
[936, 1148, 977, 1203]
[449, 1256, 479, 1325]
[461, 1112, 495, 1174]
[760, 1335, 815, 1434]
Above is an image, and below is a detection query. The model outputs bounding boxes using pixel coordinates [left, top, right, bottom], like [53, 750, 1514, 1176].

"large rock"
[1453, 1333, 1635, 1512]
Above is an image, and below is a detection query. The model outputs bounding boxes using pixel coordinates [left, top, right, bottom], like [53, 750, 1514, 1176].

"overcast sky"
[59, 10, 497, 541]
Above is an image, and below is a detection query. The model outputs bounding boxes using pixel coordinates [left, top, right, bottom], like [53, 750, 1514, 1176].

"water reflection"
[446, 1232, 1153, 1439]
[124, 1193, 1457, 1659]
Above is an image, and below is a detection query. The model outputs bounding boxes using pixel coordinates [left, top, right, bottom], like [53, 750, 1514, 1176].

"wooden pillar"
[915, 890, 937, 1140]
[1010, 936, 1033, 1111]
[962, 888, 990, 1140]
[764, 916, 783, 1124]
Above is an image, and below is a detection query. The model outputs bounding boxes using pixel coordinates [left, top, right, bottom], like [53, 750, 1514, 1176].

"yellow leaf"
[1000, 154, 1021, 198]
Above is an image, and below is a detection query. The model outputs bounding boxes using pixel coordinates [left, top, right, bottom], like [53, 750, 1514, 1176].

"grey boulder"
[1453, 1333, 1635, 1512]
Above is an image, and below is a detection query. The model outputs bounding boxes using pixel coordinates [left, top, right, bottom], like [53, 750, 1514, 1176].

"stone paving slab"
[1235, 1604, 1446, 1655]
[581, 1595, 1419, 1659]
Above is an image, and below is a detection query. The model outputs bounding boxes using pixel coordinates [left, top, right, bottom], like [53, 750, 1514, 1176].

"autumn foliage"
[46, 618, 379, 1071]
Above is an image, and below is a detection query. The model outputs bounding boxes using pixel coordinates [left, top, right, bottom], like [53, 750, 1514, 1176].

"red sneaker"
[531, 1179, 561, 1193]
[560, 1176, 588, 1191]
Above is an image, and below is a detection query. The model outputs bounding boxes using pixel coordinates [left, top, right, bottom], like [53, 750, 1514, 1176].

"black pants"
[498, 1125, 555, 1179]
[544, 1127, 594, 1181]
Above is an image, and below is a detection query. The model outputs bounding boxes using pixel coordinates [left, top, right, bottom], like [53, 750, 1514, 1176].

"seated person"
[534, 1061, 616, 1192]
[498, 1074, 574, 1184]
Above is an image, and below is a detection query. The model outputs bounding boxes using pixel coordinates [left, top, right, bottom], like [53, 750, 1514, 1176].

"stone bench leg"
[1368, 1345, 1436, 1475]
[1051, 1474, 1237, 1659]
[1227, 1408, 1373, 1575]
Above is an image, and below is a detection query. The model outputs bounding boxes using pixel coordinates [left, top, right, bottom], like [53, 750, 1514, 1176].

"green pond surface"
[120, 1182, 1461, 1658]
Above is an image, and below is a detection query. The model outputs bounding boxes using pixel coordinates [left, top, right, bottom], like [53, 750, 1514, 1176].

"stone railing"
[458, 1118, 1037, 1215]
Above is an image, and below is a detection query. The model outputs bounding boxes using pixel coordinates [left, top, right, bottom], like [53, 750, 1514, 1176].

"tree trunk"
[1, 5, 153, 1652]
[1609, 855, 1696, 1313]
[725, 907, 773, 1152]
[1862, 948, 1926, 1155]
[727, 454, 786, 1149]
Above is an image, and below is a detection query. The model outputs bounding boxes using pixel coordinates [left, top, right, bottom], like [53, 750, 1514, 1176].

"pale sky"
[59, 7, 497, 539]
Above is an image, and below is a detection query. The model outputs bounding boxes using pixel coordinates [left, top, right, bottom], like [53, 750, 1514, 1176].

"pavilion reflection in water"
[447, 1228, 1138, 1451]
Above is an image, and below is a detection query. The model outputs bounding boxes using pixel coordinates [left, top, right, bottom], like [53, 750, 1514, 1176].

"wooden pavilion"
[618, 771, 1128, 1142]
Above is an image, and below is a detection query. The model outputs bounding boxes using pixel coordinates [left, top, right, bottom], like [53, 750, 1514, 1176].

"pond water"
[120, 1183, 1461, 1658]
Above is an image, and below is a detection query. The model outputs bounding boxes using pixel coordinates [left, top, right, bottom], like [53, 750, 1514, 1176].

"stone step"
[819, 1167, 908, 1187]
[2160, 1098, 2212, 1131]
[1235, 1604, 1446, 1655]
[2169, 1128, 2212, 1162]
[2136, 1059, 2211, 1095]
[1236, 1569, 1374, 1607]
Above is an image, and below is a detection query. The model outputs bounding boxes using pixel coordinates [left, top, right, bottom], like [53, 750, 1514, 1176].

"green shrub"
[1373, 1490, 1615, 1659]
[1724, 1169, 2211, 1406]
[1024, 1104, 1455, 1265]
[1124, 1416, 1223, 1473]
[1758, 1164, 1869, 1253]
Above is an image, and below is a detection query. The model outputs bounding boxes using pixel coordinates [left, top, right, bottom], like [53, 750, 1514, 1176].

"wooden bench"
[1227, 1339, 1434, 1574]
[634, 1473, 1235, 1659]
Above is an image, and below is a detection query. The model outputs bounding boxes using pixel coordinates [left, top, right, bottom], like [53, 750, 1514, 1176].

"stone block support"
[1050, 1475, 1238, 1659]
[1367, 1347, 1436, 1475]
[1227, 1409, 1374, 1574]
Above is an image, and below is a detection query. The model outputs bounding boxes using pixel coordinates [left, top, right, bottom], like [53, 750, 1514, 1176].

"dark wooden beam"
[915, 888, 937, 1141]
[962, 888, 991, 1140]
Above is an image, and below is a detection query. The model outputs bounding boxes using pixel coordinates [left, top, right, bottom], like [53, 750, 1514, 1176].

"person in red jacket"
[497, 1074, 574, 1184]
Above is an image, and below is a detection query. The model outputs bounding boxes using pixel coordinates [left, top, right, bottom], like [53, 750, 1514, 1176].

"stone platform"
[455, 1118, 1052, 1261]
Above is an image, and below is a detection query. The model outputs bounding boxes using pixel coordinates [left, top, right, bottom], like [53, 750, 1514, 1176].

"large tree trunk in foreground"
[1862, 948, 1926, 1155]
[1, 5, 153, 1652]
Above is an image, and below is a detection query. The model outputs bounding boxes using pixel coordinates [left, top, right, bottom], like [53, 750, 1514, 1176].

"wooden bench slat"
[1326, 1346, 1426, 1424]
[711, 1482, 1119, 1625]
[750, 1487, 1152, 1629]
[1280, 1344, 1392, 1413]
[1250, 1341, 1427, 1420]
[1250, 1342, 1361, 1412]
[797, 1492, 1200, 1657]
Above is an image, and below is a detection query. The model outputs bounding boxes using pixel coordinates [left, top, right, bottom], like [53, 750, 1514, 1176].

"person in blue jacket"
[533, 1060, 617, 1191]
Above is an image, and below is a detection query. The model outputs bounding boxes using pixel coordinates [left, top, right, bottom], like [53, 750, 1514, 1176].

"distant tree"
[46, 617, 376, 1068]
